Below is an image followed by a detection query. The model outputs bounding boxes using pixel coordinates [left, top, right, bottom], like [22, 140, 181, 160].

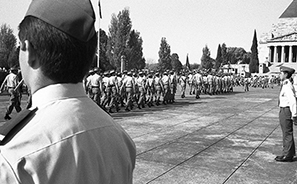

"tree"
[215, 44, 222, 71]
[249, 29, 259, 73]
[0, 24, 17, 68]
[221, 43, 228, 65]
[8, 46, 20, 68]
[226, 47, 247, 64]
[125, 30, 145, 70]
[171, 53, 182, 72]
[185, 54, 191, 70]
[91, 29, 114, 71]
[200, 45, 213, 70]
[158, 37, 171, 71]
[145, 63, 160, 71]
[107, 8, 132, 71]
[240, 52, 251, 64]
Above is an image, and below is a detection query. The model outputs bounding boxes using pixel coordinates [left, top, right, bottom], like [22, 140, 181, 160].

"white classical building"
[259, 0, 297, 72]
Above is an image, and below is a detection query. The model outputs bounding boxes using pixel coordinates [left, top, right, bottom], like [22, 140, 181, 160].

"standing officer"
[275, 66, 297, 162]
[0, 0, 136, 183]
[0, 67, 22, 120]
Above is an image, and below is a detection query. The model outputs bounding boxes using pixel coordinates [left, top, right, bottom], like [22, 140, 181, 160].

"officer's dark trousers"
[279, 107, 296, 158]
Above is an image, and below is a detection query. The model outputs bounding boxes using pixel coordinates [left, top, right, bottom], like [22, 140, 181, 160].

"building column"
[268, 46, 272, 63]
[281, 46, 285, 63]
[274, 46, 278, 63]
[289, 45, 293, 63]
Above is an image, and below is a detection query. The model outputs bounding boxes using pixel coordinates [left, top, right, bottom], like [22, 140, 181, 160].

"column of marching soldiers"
[84, 68, 280, 113]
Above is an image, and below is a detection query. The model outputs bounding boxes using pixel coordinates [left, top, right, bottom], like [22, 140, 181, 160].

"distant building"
[259, 0, 297, 71]
[222, 64, 249, 75]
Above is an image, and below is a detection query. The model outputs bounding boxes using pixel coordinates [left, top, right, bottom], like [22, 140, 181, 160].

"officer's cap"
[25, 0, 96, 42]
[139, 71, 143, 75]
[110, 70, 115, 74]
[127, 71, 132, 75]
[123, 70, 128, 74]
[280, 66, 295, 75]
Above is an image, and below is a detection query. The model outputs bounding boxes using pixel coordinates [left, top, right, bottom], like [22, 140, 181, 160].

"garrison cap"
[280, 66, 295, 75]
[25, 0, 96, 42]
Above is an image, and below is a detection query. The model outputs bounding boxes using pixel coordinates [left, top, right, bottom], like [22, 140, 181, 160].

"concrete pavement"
[1, 85, 296, 184]
[112, 86, 297, 184]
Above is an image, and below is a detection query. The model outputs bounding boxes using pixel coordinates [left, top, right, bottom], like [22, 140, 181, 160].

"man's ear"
[21, 40, 38, 68]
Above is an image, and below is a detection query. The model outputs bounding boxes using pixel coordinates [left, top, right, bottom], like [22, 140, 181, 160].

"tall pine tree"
[221, 43, 228, 65]
[201, 45, 213, 70]
[107, 8, 132, 71]
[215, 44, 222, 71]
[185, 54, 191, 70]
[249, 29, 259, 73]
[158, 37, 171, 71]
[125, 30, 145, 70]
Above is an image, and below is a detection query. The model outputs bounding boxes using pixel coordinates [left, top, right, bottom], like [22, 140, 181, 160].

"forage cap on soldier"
[280, 66, 295, 75]
[25, 0, 96, 42]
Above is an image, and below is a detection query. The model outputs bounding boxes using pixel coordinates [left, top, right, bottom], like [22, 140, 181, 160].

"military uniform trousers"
[6, 88, 22, 115]
[91, 86, 101, 105]
[279, 107, 296, 158]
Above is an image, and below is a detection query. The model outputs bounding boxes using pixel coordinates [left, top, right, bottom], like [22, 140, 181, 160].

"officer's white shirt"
[0, 83, 136, 183]
[279, 79, 297, 118]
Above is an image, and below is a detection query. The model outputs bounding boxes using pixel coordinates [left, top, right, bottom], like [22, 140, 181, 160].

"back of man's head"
[18, 0, 97, 83]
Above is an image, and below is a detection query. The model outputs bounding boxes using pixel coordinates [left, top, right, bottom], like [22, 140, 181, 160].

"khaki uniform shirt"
[0, 83, 136, 184]
[279, 79, 297, 118]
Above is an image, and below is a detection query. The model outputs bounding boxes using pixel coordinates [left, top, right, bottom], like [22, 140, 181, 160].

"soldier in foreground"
[275, 66, 297, 162]
[0, 0, 136, 183]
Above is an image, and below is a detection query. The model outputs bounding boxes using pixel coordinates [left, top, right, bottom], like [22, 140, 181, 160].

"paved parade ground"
[1, 85, 297, 183]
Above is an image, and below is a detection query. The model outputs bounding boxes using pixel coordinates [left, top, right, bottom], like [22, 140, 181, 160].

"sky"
[0, 0, 293, 64]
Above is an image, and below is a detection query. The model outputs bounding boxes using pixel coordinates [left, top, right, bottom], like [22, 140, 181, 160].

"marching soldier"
[0, 67, 22, 120]
[122, 71, 135, 111]
[136, 72, 146, 109]
[146, 72, 155, 107]
[188, 71, 194, 95]
[169, 71, 177, 103]
[161, 71, 170, 104]
[193, 70, 203, 99]
[154, 72, 163, 106]
[179, 72, 187, 98]
[88, 68, 102, 106]
[107, 70, 119, 113]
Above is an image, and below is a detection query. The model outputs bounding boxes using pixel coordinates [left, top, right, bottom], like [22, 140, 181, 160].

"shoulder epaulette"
[0, 108, 38, 145]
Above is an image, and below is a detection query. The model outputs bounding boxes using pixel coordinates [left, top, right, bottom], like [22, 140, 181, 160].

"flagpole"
[97, 0, 102, 68]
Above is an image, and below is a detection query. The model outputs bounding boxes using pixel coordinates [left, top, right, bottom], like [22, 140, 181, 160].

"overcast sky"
[0, 0, 293, 64]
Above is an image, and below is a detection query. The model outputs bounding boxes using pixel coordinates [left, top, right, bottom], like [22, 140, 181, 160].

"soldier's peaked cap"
[280, 66, 295, 75]
[25, 0, 96, 42]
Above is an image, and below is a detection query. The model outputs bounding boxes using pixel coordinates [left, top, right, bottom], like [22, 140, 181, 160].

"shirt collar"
[31, 83, 87, 108]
